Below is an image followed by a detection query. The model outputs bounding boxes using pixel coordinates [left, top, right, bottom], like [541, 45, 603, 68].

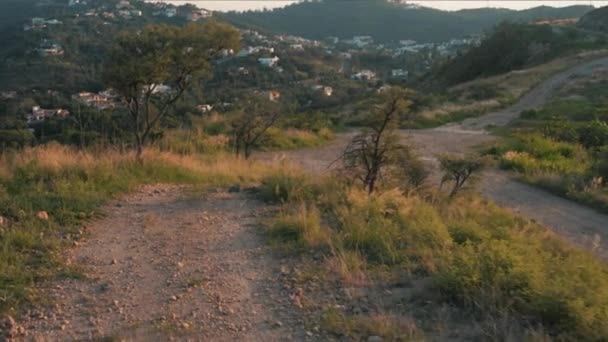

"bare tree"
[341, 87, 415, 194]
[439, 154, 485, 197]
[230, 96, 280, 159]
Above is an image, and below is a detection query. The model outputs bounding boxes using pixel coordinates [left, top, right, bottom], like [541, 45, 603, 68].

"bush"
[578, 120, 608, 150]
[265, 204, 330, 250]
[500, 134, 590, 176]
[258, 168, 314, 203]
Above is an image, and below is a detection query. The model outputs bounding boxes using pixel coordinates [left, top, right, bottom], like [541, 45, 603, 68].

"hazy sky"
[166, 1, 608, 12]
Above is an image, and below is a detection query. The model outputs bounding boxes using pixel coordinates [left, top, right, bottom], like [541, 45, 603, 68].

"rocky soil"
[15, 185, 315, 341]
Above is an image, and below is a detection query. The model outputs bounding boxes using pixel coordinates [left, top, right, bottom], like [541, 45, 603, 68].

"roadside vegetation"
[260, 158, 608, 341]
[491, 71, 608, 212]
[260, 90, 608, 340]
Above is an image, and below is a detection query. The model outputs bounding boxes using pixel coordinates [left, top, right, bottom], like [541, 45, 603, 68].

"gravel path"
[20, 185, 311, 341]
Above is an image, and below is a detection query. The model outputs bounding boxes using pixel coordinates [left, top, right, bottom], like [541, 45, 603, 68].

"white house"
[258, 56, 280, 68]
[391, 69, 409, 79]
[116, 0, 131, 10]
[312, 85, 333, 97]
[164, 8, 177, 17]
[290, 44, 304, 51]
[197, 104, 213, 113]
[187, 8, 212, 21]
[351, 70, 376, 81]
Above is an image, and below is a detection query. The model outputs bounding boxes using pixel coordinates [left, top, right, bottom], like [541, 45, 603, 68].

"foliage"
[434, 22, 606, 85]
[499, 133, 590, 176]
[103, 21, 240, 157]
[439, 154, 485, 197]
[265, 172, 608, 339]
[229, 96, 280, 159]
[341, 87, 416, 193]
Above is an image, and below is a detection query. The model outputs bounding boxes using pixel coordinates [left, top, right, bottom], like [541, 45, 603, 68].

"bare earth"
[262, 56, 608, 257]
[21, 185, 312, 341]
[20, 57, 608, 341]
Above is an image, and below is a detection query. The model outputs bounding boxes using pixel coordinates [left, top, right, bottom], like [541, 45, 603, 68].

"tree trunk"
[244, 144, 252, 159]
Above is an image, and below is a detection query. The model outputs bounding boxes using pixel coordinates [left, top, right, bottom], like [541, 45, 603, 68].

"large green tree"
[104, 21, 240, 158]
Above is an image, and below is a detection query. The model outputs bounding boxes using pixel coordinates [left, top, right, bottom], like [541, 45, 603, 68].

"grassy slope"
[259, 171, 608, 340]
[410, 49, 608, 128]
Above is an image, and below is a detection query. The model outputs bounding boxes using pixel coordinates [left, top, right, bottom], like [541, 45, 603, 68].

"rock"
[111, 259, 117, 265]
[280, 265, 290, 275]
[368, 336, 383, 342]
[273, 321, 283, 328]
[36, 211, 49, 221]
[1, 315, 18, 336]
[228, 184, 241, 193]
[177, 261, 185, 269]
[181, 322, 190, 329]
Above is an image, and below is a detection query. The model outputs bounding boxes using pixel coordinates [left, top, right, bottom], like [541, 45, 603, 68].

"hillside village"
[1, 0, 489, 132]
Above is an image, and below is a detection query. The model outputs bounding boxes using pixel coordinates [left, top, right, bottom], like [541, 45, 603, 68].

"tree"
[104, 21, 240, 159]
[230, 96, 281, 159]
[340, 87, 414, 194]
[439, 154, 485, 197]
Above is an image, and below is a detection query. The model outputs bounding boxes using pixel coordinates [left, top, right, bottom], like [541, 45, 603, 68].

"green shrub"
[578, 120, 608, 150]
[448, 221, 491, 245]
[258, 169, 314, 203]
[265, 204, 330, 250]
[500, 134, 590, 175]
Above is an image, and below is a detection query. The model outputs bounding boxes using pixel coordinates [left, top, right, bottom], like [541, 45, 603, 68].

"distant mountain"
[577, 6, 608, 33]
[221, 0, 594, 42]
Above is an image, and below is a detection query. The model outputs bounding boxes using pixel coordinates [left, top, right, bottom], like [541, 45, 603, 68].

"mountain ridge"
[220, 1, 594, 42]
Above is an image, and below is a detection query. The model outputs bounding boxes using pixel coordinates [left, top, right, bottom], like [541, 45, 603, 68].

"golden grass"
[0, 142, 296, 186]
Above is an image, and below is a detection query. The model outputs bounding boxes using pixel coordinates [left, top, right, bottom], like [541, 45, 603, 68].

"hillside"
[221, 1, 594, 42]
[577, 6, 608, 32]
[428, 22, 607, 86]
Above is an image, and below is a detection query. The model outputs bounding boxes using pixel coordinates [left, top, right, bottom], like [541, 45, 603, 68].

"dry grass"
[0, 143, 297, 315]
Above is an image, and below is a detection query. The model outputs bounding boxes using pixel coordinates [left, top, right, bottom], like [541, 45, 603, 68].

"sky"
[164, 0, 608, 12]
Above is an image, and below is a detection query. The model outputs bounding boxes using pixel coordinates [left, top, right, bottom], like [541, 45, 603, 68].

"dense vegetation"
[431, 21, 607, 85]
[492, 73, 608, 212]
[578, 6, 608, 33]
[222, 0, 593, 43]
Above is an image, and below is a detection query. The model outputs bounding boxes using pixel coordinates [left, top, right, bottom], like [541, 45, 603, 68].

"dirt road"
[20, 185, 311, 341]
[262, 56, 608, 256]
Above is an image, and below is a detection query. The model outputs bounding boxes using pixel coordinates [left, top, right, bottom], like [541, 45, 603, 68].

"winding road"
[261, 56, 608, 258]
